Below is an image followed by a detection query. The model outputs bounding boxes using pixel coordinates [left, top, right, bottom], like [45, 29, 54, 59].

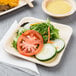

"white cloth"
[0, 21, 39, 76]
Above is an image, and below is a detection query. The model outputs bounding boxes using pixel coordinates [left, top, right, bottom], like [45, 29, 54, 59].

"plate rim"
[3, 17, 73, 67]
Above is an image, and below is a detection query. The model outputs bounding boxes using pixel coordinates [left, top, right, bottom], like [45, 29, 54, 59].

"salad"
[12, 20, 65, 61]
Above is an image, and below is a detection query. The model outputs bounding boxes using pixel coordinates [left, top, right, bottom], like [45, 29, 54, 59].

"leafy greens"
[30, 20, 59, 43]
[12, 20, 59, 49]
[12, 27, 28, 49]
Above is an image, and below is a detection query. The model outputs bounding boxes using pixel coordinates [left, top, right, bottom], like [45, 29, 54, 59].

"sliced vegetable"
[17, 30, 43, 56]
[12, 20, 65, 61]
[52, 39, 65, 53]
[35, 44, 56, 61]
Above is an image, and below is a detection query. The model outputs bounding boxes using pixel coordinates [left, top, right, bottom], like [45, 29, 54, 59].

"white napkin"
[0, 21, 39, 76]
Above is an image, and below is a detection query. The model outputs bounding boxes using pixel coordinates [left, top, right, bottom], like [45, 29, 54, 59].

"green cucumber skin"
[57, 44, 65, 53]
[56, 39, 65, 53]
[35, 39, 65, 61]
[35, 48, 57, 62]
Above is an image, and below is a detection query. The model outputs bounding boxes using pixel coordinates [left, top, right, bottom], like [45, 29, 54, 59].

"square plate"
[4, 17, 73, 67]
[0, 0, 33, 16]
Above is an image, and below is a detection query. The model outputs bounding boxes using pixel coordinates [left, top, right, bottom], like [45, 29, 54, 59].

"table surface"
[0, 0, 76, 76]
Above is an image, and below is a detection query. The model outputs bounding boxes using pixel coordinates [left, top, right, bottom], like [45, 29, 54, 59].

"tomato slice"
[17, 30, 43, 56]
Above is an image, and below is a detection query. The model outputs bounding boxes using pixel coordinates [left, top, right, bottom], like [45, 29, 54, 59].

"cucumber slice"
[35, 44, 56, 61]
[52, 39, 65, 53]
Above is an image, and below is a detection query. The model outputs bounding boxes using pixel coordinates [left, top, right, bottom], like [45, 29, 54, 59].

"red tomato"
[17, 30, 43, 56]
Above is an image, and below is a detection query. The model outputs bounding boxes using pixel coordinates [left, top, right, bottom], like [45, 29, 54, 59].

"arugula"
[30, 20, 59, 43]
